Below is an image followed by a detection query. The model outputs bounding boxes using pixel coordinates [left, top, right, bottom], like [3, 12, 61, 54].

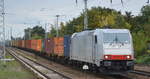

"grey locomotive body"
[70, 29, 134, 72]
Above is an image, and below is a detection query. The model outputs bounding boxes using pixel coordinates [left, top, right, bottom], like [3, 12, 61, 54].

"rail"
[130, 70, 150, 77]
[7, 48, 70, 79]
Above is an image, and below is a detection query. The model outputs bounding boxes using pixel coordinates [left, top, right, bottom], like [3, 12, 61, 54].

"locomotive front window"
[103, 33, 130, 44]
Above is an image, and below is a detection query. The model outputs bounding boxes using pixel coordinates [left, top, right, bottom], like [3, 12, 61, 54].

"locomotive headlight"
[104, 55, 111, 60]
[126, 55, 131, 59]
[105, 56, 109, 59]
[127, 56, 130, 59]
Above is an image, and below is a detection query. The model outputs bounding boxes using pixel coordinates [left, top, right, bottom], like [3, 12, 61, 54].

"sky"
[3, 0, 149, 39]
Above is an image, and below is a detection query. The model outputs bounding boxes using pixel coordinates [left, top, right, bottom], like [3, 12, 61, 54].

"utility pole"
[84, 0, 88, 30]
[147, 0, 149, 4]
[56, 15, 60, 37]
[75, 0, 88, 30]
[55, 15, 65, 37]
[45, 23, 47, 39]
[0, 0, 6, 60]
[10, 27, 12, 40]
[29, 28, 31, 40]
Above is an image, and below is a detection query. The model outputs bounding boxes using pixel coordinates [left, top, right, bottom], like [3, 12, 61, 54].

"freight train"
[10, 29, 134, 74]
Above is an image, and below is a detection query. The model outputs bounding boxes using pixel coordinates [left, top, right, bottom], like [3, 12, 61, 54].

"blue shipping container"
[64, 36, 71, 57]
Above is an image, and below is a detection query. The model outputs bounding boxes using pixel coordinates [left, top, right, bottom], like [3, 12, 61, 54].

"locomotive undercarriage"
[99, 60, 134, 73]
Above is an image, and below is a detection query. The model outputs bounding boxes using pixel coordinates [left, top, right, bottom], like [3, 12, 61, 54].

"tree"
[59, 22, 66, 36]
[141, 5, 150, 36]
[132, 31, 149, 56]
[49, 26, 57, 37]
[114, 14, 131, 29]
[31, 26, 45, 39]
[63, 7, 132, 31]
[24, 25, 45, 39]
[141, 5, 150, 23]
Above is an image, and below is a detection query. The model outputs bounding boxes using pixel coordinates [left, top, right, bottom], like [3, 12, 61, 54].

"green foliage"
[49, 26, 57, 37]
[131, 5, 150, 35]
[54, 7, 132, 36]
[31, 34, 43, 39]
[141, 5, 150, 23]
[31, 26, 45, 39]
[132, 31, 149, 56]
[24, 26, 45, 40]
[59, 22, 66, 36]
[49, 7, 133, 36]
[143, 23, 150, 36]
[135, 54, 150, 64]
[113, 14, 132, 29]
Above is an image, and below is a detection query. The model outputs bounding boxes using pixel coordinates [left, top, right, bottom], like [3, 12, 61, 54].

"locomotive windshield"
[103, 33, 130, 44]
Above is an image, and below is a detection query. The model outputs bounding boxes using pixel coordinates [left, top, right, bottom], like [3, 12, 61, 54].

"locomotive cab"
[95, 29, 134, 72]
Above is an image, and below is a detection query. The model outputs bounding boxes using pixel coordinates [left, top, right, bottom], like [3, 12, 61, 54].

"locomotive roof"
[72, 29, 130, 38]
[100, 29, 130, 33]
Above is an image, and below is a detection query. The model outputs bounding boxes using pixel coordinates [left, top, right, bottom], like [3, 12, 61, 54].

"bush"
[135, 54, 150, 64]
[132, 31, 149, 56]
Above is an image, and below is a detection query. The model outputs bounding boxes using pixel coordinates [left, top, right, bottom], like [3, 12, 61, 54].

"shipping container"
[45, 38, 54, 56]
[64, 36, 71, 57]
[41, 39, 45, 52]
[53, 37, 64, 56]
[15, 40, 19, 47]
[26, 40, 31, 49]
[31, 40, 36, 50]
[11, 40, 14, 46]
[19, 40, 24, 48]
[36, 39, 42, 52]
[30, 39, 42, 52]
[22, 40, 25, 48]
[13, 40, 15, 47]
[25, 40, 27, 48]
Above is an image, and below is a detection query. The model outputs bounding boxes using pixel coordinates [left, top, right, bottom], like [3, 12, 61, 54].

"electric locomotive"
[70, 29, 134, 73]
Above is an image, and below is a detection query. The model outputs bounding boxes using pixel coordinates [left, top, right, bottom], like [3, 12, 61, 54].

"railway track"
[130, 70, 150, 77]
[7, 48, 70, 79]
[9, 47, 135, 79]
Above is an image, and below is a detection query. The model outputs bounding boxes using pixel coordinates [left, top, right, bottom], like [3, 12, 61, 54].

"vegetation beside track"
[135, 54, 150, 64]
[0, 53, 37, 79]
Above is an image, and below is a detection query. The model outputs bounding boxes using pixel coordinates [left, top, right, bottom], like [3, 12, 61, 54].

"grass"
[0, 53, 37, 79]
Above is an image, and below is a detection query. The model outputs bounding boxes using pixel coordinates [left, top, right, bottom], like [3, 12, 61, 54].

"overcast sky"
[3, 0, 148, 39]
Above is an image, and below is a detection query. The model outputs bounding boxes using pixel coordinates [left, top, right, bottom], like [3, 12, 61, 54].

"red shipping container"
[30, 39, 42, 52]
[18, 40, 21, 48]
[54, 37, 64, 46]
[53, 37, 64, 56]
[22, 40, 25, 48]
[36, 39, 42, 52]
[25, 40, 28, 48]
[54, 46, 64, 56]
[31, 40, 36, 50]
[25, 40, 27, 48]
[45, 38, 54, 56]
[26, 40, 31, 49]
